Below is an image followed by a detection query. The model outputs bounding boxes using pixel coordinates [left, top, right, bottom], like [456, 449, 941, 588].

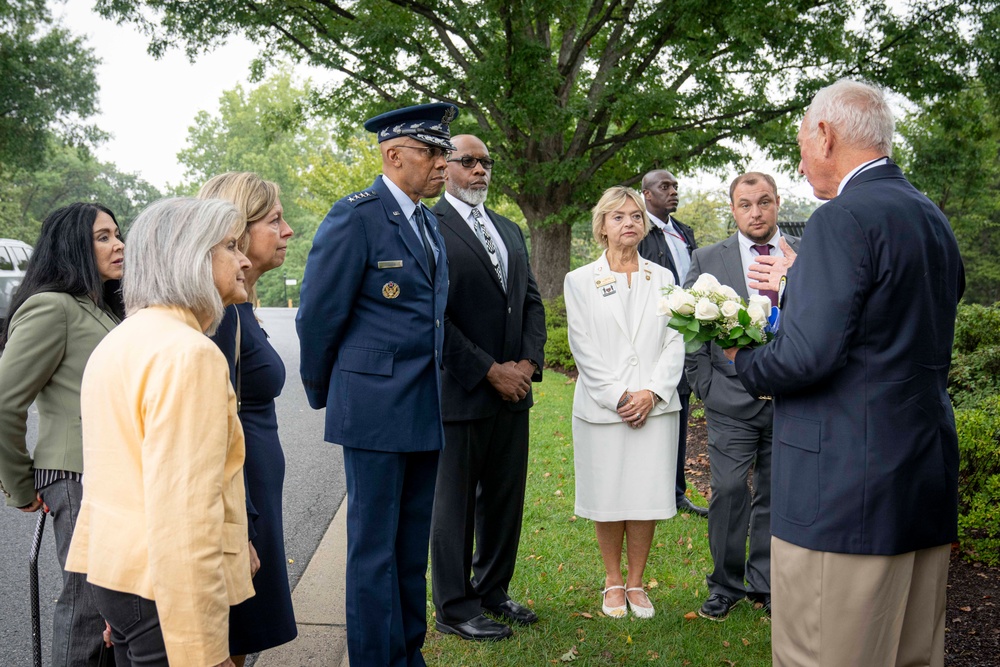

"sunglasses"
[446, 156, 496, 170]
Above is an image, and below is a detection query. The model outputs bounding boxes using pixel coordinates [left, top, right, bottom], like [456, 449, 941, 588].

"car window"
[0, 247, 14, 272]
[10, 246, 29, 269]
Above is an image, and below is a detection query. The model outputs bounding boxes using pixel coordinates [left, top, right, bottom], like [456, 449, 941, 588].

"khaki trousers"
[771, 536, 950, 667]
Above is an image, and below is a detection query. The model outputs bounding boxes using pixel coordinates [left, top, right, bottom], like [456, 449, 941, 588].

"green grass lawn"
[424, 372, 772, 666]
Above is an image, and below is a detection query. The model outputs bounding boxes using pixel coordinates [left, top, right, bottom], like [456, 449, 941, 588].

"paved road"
[0, 307, 345, 665]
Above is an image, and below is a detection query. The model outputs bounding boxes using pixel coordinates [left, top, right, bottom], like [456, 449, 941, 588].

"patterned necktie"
[470, 208, 506, 291]
[752, 244, 779, 308]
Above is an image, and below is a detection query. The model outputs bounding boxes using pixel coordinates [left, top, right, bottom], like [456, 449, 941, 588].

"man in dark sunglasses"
[430, 134, 547, 642]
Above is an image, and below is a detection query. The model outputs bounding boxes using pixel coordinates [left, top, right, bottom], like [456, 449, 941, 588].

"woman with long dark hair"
[0, 203, 124, 666]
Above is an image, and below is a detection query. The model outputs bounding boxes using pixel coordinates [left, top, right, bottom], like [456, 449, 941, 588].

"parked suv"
[0, 238, 33, 326]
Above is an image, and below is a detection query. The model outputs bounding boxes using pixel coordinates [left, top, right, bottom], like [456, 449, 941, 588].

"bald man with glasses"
[429, 134, 546, 641]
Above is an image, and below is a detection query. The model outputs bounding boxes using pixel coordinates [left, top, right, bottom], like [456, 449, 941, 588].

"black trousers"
[90, 585, 168, 667]
[430, 409, 530, 624]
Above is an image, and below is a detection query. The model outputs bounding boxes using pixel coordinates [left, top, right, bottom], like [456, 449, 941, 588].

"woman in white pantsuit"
[564, 186, 685, 619]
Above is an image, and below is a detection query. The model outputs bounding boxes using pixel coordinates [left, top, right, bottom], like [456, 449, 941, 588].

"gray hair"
[123, 197, 242, 335]
[804, 79, 895, 157]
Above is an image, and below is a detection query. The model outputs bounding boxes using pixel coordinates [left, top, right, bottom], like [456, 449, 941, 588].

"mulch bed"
[684, 408, 999, 666]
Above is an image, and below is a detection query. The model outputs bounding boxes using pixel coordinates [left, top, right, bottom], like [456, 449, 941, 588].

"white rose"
[691, 273, 721, 293]
[748, 294, 772, 311]
[668, 289, 697, 316]
[694, 297, 721, 321]
[657, 296, 672, 316]
[716, 284, 741, 301]
[720, 300, 741, 319]
[747, 303, 767, 324]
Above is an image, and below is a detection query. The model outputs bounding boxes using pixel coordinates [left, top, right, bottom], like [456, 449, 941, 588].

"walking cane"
[29, 509, 46, 667]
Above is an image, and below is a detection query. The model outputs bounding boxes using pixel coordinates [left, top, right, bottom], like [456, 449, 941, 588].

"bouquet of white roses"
[658, 273, 774, 354]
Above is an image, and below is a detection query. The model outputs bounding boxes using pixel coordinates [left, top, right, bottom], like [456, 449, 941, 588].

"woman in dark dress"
[198, 173, 296, 665]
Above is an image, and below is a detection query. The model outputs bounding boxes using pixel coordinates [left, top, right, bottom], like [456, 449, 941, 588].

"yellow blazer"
[66, 306, 253, 666]
[0, 292, 118, 507]
[564, 252, 684, 423]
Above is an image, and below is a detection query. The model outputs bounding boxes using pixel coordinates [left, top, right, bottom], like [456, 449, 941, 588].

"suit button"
[629, 356, 638, 366]
[507, 307, 511, 314]
[435, 319, 440, 328]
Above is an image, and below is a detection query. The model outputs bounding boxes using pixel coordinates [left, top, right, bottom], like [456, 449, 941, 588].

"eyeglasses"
[447, 156, 496, 170]
[394, 144, 452, 160]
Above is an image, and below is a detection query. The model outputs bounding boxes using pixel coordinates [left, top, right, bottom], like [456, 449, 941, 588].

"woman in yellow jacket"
[67, 198, 254, 667]
[0, 203, 124, 666]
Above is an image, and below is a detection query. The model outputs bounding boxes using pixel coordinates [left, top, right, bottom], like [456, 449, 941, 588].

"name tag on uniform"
[595, 275, 616, 287]
[378, 260, 404, 269]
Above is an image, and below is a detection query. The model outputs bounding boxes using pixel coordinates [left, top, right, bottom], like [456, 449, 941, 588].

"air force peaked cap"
[364, 102, 459, 151]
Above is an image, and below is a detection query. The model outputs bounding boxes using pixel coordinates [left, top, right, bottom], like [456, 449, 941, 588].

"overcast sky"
[52, 0, 814, 200]
[54, 0, 264, 189]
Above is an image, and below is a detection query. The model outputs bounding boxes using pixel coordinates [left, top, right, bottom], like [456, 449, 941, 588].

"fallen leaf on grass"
[647, 650, 659, 660]
[580, 612, 593, 619]
[742, 637, 750, 646]
[683, 611, 698, 620]
[559, 646, 580, 662]
[722, 641, 730, 648]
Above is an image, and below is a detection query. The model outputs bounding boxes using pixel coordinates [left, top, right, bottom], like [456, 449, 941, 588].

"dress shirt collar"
[381, 174, 419, 221]
[837, 157, 889, 195]
[737, 228, 783, 253]
[648, 212, 668, 231]
[444, 191, 488, 225]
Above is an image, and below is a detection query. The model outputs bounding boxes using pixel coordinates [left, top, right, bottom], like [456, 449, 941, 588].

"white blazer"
[564, 252, 684, 424]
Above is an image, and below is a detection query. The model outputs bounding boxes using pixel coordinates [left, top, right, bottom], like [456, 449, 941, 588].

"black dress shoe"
[435, 614, 513, 641]
[748, 593, 771, 616]
[698, 593, 741, 621]
[485, 599, 539, 626]
[677, 496, 709, 517]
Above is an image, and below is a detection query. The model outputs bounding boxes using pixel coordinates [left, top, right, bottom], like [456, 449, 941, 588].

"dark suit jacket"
[735, 163, 965, 555]
[684, 233, 800, 420]
[639, 215, 696, 395]
[638, 215, 697, 284]
[433, 198, 546, 422]
[297, 175, 449, 452]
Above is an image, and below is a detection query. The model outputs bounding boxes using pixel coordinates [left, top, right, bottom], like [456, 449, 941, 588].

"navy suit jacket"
[735, 163, 965, 555]
[433, 198, 546, 422]
[297, 175, 448, 452]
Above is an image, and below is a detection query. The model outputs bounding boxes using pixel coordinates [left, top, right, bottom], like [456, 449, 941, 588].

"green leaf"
[687, 320, 702, 333]
[668, 315, 689, 329]
[738, 335, 753, 346]
[738, 309, 751, 327]
[683, 329, 699, 343]
[747, 327, 762, 342]
[730, 326, 744, 338]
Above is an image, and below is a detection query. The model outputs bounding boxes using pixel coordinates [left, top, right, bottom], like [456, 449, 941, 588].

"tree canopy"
[0, 0, 102, 170]
[98, 0, 999, 296]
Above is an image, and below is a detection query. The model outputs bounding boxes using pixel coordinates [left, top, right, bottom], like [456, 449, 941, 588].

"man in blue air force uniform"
[296, 102, 457, 667]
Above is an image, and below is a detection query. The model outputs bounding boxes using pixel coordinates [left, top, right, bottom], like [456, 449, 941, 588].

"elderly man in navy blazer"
[297, 102, 456, 667]
[727, 80, 964, 666]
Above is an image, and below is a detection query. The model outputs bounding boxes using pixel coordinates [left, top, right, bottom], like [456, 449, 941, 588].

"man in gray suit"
[684, 172, 800, 621]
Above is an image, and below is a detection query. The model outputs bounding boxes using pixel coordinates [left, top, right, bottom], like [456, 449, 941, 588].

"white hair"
[123, 197, 241, 335]
[804, 79, 895, 157]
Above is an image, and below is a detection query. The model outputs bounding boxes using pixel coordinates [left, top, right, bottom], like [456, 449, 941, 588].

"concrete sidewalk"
[257, 497, 350, 667]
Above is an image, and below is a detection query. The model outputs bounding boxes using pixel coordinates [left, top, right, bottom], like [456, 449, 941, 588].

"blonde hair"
[197, 172, 281, 304]
[124, 197, 242, 336]
[591, 186, 651, 248]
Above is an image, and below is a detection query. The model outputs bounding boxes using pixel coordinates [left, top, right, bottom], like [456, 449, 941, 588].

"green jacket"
[0, 292, 118, 507]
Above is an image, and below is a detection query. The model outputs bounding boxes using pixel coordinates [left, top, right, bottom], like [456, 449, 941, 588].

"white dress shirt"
[737, 228, 786, 298]
[648, 213, 690, 281]
[444, 191, 508, 274]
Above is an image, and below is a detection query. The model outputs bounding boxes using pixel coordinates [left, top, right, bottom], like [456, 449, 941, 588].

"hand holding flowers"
[658, 273, 774, 353]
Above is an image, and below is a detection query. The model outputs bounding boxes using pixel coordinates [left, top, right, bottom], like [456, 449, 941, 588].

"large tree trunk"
[527, 221, 572, 300]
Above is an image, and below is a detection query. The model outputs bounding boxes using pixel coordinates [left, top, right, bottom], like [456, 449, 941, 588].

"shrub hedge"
[542, 295, 575, 371]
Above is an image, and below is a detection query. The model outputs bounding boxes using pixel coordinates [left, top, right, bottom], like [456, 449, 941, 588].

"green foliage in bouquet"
[659, 274, 773, 354]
